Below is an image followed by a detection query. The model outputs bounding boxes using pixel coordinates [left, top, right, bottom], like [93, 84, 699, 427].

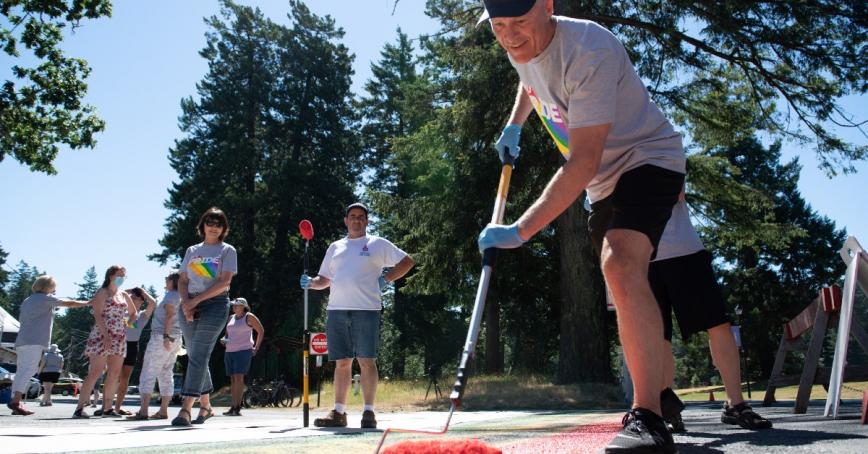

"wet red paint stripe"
[501, 422, 623, 454]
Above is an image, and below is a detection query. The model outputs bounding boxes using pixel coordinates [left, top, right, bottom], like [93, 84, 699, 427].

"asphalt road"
[1, 396, 866, 453]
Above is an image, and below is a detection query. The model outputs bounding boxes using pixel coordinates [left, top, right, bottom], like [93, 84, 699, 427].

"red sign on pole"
[310, 332, 328, 355]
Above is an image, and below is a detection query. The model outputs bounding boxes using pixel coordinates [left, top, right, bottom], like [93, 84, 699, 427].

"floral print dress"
[84, 291, 128, 357]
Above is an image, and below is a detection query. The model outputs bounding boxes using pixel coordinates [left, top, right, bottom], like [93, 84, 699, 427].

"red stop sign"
[310, 332, 328, 355]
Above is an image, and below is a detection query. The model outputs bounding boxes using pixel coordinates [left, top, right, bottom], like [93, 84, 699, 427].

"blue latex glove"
[478, 223, 525, 252]
[299, 274, 312, 289]
[495, 124, 521, 163]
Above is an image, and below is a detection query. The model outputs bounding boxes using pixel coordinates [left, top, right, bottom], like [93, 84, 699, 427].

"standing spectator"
[110, 287, 156, 416]
[221, 298, 264, 416]
[128, 272, 184, 420]
[73, 266, 138, 418]
[7, 276, 89, 416]
[38, 344, 64, 406]
[300, 202, 415, 429]
[172, 207, 237, 426]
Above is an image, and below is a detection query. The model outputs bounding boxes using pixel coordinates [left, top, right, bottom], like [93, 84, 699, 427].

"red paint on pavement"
[501, 422, 623, 454]
[382, 439, 502, 454]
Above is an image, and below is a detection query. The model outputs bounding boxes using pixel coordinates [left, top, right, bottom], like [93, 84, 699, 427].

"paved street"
[1, 396, 866, 453]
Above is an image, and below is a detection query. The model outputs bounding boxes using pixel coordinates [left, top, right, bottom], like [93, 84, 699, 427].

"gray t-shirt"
[42, 351, 63, 373]
[510, 16, 685, 203]
[151, 290, 182, 339]
[180, 242, 238, 294]
[653, 200, 705, 261]
[125, 309, 148, 342]
[15, 293, 62, 348]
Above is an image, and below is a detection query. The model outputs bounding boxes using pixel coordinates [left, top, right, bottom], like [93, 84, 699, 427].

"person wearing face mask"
[172, 207, 238, 426]
[6, 276, 89, 416]
[73, 266, 138, 418]
[107, 287, 156, 416]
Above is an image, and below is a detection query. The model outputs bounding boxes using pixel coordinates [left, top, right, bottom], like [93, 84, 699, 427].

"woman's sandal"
[125, 412, 149, 421]
[149, 412, 168, 420]
[721, 402, 773, 430]
[192, 406, 214, 425]
[171, 408, 192, 427]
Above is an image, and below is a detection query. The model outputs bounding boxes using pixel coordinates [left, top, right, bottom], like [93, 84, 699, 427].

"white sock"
[364, 404, 374, 412]
[334, 403, 346, 413]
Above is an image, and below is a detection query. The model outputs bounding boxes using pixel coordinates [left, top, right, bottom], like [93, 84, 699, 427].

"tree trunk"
[556, 197, 613, 383]
[484, 293, 503, 373]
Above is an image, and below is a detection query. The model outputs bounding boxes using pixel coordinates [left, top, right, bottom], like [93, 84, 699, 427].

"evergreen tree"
[0, 244, 9, 310]
[54, 266, 99, 376]
[5, 260, 42, 318]
[700, 138, 848, 378]
[0, 0, 112, 174]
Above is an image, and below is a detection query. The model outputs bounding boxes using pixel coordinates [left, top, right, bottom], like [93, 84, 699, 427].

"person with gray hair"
[38, 344, 64, 406]
[7, 275, 89, 416]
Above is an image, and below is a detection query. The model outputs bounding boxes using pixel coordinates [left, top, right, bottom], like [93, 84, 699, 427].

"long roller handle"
[450, 155, 514, 407]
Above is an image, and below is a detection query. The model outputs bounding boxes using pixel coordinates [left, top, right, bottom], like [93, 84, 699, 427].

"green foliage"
[152, 0, 359, 388]
[0, 243, 9, 310]
[4, 260, 42, 318]
[703, 138, 848, 379]
[53, 266, 98, 376]
[559, 0, 866, 174]
[0, 0, 111, 174]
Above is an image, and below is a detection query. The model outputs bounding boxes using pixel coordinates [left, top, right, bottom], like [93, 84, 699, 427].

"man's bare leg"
[602, 229, 665, 416]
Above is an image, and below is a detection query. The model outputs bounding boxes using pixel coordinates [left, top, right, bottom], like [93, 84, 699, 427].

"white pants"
[13, 345, 44, 395]
[137, 336, 181, 397]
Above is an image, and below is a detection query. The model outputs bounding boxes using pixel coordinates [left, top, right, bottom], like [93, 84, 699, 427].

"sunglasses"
[204, 220, 224, 228]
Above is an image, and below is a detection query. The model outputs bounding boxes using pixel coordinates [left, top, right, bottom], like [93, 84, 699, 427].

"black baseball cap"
[478, 0, 537, 25]
[345, 202, 369, 216]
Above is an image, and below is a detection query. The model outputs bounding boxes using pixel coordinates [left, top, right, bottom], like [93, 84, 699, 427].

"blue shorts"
[224, 349, 253, 375]
[326, 310, 380, 361]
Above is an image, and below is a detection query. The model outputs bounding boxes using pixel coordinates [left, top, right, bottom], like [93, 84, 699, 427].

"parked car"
[53, 377, 83, 396]
[0, 365, 41, 399]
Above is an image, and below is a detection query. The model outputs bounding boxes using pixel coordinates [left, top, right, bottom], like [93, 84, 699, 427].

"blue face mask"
[114, 276, 125, 287]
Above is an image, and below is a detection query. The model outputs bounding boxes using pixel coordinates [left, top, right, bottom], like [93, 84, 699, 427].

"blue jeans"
[326, 310, 380, 360]
[180, 296, 229, 397]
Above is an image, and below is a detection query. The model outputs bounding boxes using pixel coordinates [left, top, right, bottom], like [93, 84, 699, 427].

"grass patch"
[292, 374, 624, 412]
[676, 380, 868, 402]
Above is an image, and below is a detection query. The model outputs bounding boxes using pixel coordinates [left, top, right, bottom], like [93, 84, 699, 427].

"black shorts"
[588, 165, 685, 260]
[39, 372, 60, 383]
[649, 250, 730, 341]
[123, 341, 139, 366]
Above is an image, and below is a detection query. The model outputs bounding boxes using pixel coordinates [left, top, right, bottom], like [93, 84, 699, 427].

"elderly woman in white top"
[7, 276, 89, 416]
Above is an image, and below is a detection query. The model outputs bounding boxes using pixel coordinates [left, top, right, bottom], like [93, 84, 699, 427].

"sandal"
[192, 406, 213, 424]
[8, 402, 34, 416]
[126, 412, 150, 421]
[722, 402, 773, 430]
[150, 412, 168, 420]
[171, 409, 192, 427]
[116, 409, 133, 416]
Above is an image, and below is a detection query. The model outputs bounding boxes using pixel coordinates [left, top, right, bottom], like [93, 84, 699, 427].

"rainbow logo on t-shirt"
[189, 256, 219, 279]
[525, 86, 570, 158]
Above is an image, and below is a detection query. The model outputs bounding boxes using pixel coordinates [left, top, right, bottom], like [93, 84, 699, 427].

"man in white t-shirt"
[300, 202, 415, 429]
[475, 1, 687, 452]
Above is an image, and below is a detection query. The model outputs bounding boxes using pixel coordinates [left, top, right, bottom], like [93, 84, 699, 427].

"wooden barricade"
[763, 285, 868, 413]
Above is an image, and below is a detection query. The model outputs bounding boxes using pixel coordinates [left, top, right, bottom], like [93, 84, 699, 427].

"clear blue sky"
[0, 1, 865, 300]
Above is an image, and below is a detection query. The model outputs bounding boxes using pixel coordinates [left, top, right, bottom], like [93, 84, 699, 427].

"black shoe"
[101, 408, 121, 418]
[660, 388, 687, 433]
[72, 407, 91, 419]
[222, 406, 238, 416]
[605, 407, 677, 454]
[93, 408, 103, 417]
[721, 402, 772, 430]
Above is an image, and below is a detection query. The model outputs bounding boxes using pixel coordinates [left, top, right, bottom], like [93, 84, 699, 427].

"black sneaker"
[660, 388, 687, 433]
[605, 407, 677, 454]
[73, 408, 91, 419]
[93, 408, 103, 417]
